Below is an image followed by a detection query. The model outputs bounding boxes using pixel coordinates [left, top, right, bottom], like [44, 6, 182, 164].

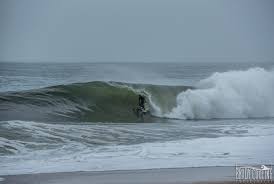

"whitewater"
[165, 67, 274, 119]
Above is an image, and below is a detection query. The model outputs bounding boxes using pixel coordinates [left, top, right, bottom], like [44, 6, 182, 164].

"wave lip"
[166, 67, 274, 119]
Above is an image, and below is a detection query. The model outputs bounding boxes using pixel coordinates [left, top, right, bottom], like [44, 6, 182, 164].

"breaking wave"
[166, 67, 274, 119]
[1, 67, 273, 122]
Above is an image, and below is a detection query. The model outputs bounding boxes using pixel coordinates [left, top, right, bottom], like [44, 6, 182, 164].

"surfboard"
[133, 104, 150, 121]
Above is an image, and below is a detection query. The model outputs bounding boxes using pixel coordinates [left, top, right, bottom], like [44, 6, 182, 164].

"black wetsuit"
[139, 95, 145, 109]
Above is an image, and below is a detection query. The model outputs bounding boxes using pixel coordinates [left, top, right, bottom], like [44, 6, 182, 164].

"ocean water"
[0, 62, 274, 175]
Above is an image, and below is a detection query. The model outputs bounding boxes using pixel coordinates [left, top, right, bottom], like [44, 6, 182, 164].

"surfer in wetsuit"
[138, 94, 145, 110]
[134, 93, 149, 118]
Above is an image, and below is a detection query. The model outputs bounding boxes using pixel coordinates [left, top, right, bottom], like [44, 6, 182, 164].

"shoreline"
[3, 166, 273, 184]
[1, 166, 238, 184]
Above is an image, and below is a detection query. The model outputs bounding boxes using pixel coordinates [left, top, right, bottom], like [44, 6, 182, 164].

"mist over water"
[0, 62, 272, 92]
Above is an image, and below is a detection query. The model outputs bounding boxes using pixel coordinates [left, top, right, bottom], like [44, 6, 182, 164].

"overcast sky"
[0, 0, 274, 62]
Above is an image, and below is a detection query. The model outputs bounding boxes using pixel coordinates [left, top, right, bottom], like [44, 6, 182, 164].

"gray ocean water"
[0, 62, 274, 175]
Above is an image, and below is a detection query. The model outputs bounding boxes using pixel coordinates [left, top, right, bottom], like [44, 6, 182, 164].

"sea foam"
[166, 67, 274, 119]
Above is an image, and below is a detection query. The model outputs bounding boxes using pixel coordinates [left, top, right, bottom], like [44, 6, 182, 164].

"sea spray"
[166, 67, 274, 119]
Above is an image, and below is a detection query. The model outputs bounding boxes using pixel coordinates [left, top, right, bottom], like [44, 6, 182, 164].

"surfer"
[138, 94, 145, 110]
[133, 93, 149, 119]
[135, 94, 147, 119]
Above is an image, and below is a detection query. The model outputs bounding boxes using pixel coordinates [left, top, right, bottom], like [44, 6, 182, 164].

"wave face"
[166, 67, 274, 119]
[0, 82, 188, 122]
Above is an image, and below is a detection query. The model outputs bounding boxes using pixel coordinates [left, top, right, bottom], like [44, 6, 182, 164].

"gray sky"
[0, 0, 274, 62]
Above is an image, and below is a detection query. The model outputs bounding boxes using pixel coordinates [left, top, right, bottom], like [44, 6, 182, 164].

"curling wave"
[0, 81, 189, 122]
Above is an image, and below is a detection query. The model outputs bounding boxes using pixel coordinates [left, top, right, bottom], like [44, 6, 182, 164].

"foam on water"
[1, 119, 274, 175]
[166, 68, 274, 119]
[1, 133, 274, 175]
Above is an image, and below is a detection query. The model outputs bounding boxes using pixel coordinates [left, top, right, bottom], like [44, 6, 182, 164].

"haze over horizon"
[1, 0, 274, 63]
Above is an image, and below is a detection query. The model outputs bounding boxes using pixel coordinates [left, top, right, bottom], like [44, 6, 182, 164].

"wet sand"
[0, 166, 241, 184]
[2, 166, 274, 184]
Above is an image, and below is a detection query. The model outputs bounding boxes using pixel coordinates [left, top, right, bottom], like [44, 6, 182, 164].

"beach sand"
[0, 166, 236, 184]
[1, 166, 273, 184]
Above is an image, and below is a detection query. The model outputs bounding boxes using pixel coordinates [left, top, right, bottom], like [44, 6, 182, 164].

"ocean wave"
[1, 67, 273, 122]
[0, 81, 188, 122]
